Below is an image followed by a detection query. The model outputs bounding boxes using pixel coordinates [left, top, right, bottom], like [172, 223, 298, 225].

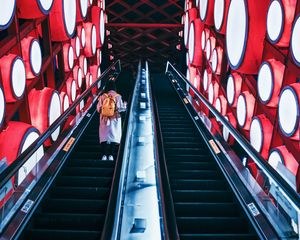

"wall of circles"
[0, 0, 106, 187]
[183, 0, 300, 191]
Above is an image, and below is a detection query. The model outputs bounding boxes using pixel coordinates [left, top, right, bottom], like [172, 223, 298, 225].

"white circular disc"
[199, 0, 208, 21]
[79, 0, 88, 19]
[203, 69, 209, 91]
[91, 25, 97, 55]
[215, 97, 221, 112]
[208, 83, 214, 103]
[80, 100, 84, 110]
[226, 0, 247, 68]
[78, 68, 83, 87]
[237, 94, 247, 127]
[186, 68, 190, 81]
[75, 36, 80, 57]
[188, 22, 195, 63]
[100, 10, 105, 45]
[81, 27, 86, 48]
[267, 0, 283, 43]
[89, 74, 93, 87]
[250, 118, 263, 152]
[97, 66, 101, 78]
[0, 87, 5, 125]
[226, 75, 235, 105]
[30, 40, 42, 75]
[186, 52, 189, 66]
[49, 92, 61, 141]
[12, 58, 26, 98]
[223, 116, 230, 141]
[98, 50, 102, 64]
[214, 0, 225, 31]
[206, 39, 211, 60]
[63, 0, 76, 37]
[89, 0, 93, 5]
[201, 30, 206, 50]
[83, 57, 87, 75]
[63, 94, 69, 111]
[268, 150, 283, 170]
[39, 0, 53, 12]
[291, 16, 300, 65]
[278, 87, 299, 136]
[184, 13, 190, 46]
[0, 0, 15, 28]
[71, 79, 76, 101]
[212, 49, 218, 72]
[258, 62, 273, 103]
[68, 45, 74, 70]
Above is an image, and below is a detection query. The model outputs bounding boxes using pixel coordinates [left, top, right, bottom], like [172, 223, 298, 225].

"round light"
[78, 67, 83, 88]
[30, 40, 42, 75]
[71, 79, 76, 101]
[199, 0, 208, 21]
[291, 15, 300, 65]
[184, 13, 190, 46]
[250, 117, 263, 153]
[201, 30, 206, 50]
[91, 25, 97, 55]
[68, 45, 74, 70]
[257, 62, 273, 104]
[208, 83, 214, 104]
[0, 0, 16, 29]
[206, 38, 211, 60]
[267, 0, 283, 43]
[226, 0, 247, 69]
[83, 57, 87, 75]
[212, 48, 218, 72]
[223, 116, 230, 141]
[97, 66, 101, 78]
[39, 0, 53, 13]
[226, 75, 235, 105]
[12, 58, 26, 98]
[186, 52, 189, 66]
[63, 0, 76, 37]
[75, 36, 80, 57]
[80, 100, 84, 110]
[188, 22, 195, 63]
[203, 69, 210, 91]
[81, 27, 86, 48]
[278, 87, 299, 136]
[49, 92, 61, 141]
[237, 94, 247, 127]
[214, 0, 225, 31]
[100, 10, 105, 45]
[0, 87, 5, 127]
[268, 149, 283, 170]
[215, 97, 221, 112]
[63, 94, 69, 111]
[79, 0, 88, 19]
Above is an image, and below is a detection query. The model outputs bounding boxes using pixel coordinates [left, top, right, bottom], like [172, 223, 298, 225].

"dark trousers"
[100, 142, 119, 157]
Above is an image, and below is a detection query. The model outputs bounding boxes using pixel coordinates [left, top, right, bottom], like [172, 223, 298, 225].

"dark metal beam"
[107, 23, 183, 28]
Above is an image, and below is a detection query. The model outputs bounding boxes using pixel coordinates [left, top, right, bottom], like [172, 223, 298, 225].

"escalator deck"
[155, 84, 258, 239]
[22, 114, 115, 240]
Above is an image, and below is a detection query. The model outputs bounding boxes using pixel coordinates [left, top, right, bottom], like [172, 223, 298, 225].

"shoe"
[101, 155, 107, 161]
[108, 155, 114, 161]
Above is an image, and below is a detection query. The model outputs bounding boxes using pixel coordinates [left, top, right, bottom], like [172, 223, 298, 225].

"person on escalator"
[97, 79, 126, 161]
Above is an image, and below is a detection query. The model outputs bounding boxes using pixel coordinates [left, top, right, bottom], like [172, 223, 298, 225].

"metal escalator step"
[56, 176, 112, 187]
[26, 229, 101, 240]
[170, 179, 227, 190]
[168, 170, 221, 179]
[167, 162, 216, 170]
[67, 159, 115, 168]
[50, 187, 110, 200]
[172, 190, 233, 203]
[62, 167, 114, 177]
[179, 233, 258, 240]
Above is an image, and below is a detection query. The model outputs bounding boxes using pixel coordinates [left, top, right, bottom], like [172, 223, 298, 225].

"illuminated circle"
[201, 30, 206, 50]
[214, 0, 225, 31]
[71, 79, 76, 101]
[83, 57, 87, 75]
[188, 22, 195, 63]
[278, 87, 299, 136]
[12, 57, 26, 98]
[89, 0, 93, 5]
[268, 149, 283, 170]
[291, 15, 300, 65]
[78, 67, 83, 88]
[0, 0, 16, 30]
[63, 94, 69, 111]
[208, 83, 214, 104]
[226, 75, 235, 105]
[30, 40, 42, 75]
[184, 12, 190, 46]
[250, 117, 263, 153]
[206, 38, 211, 60]
[97, 66, 101, 78]
[199, 0, 209, 21]
[215, 97, 221, 112]
[63, 0, 76, 37]
[267, 0, 283, 43]
[100, 10, 105, 45]
[203, 69, 210, 91]
[79, 0, 88, 19]
[91, 25, 97, 55]
[226, 0, 247, 69]
[81, 27, 86, 48]
[257, 62, 273, 104]
[75, 36, 80, 57]
[80, 100, 84, 110]
[39, 0, 53, 13]
[68, 45, 74, 70]
[237, 94, 247, 127]
[212, 48, 218, 72]
[0, 87, 5, 127]
[186, 52, 189, 66]
[49, 92, 61, 141]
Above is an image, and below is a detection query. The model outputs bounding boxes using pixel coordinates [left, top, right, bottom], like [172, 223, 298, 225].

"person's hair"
[103, 80, 117, 93]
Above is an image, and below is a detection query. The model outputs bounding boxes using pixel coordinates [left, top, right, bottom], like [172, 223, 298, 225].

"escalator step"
[56, 176, 112, 187]
[170, 179, 227, 190]
[67, 159, 115, 168]
[26, 229, 101, 240]
[50, 187, 110, 200]
[168, 170, 221, 179]
[62, 167, 114, 177]
[167, 162, 216, 170]
[179, 233, 258, 240]
[172, 190, 233, 203]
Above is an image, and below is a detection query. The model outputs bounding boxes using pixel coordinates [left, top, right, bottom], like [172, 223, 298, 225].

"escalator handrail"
[151, 80, 180, 240]
[0, 60, 121, 190]
[165, 61, 300, 212]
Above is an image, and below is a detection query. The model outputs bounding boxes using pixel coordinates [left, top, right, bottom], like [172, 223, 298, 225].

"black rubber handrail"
[165, 61, 300, 211]
[0, 60, 121, 190]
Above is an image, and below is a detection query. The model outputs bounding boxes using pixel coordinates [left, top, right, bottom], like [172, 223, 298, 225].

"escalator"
[153, 75, 258, 239]
[22, 113, 117, 240]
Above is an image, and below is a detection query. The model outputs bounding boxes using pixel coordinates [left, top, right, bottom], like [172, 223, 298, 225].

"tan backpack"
[101, 93, 119, 117]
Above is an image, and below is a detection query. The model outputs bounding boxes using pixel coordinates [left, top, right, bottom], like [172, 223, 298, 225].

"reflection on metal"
[112, 62, 164, 239]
